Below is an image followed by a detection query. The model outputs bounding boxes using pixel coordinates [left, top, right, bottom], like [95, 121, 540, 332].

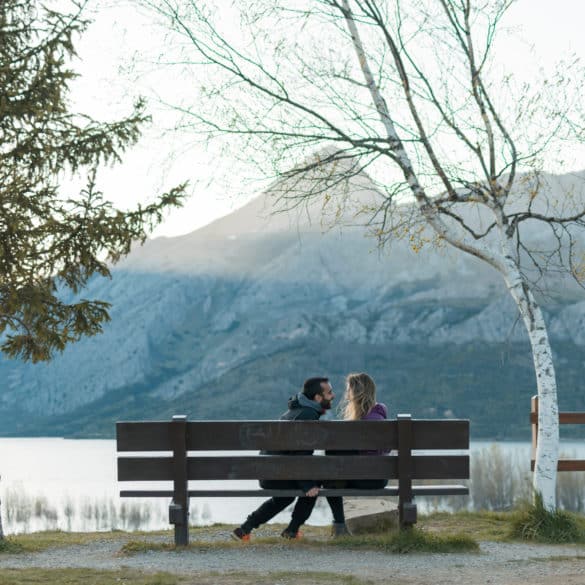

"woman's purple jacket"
[361, 403, 390, 454]
[362, 402, 387, 421]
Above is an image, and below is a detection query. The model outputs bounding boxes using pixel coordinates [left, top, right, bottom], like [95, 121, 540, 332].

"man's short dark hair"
[302, 377, 329, 400]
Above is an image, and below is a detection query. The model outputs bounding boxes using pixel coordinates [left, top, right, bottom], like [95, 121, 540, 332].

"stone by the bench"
[344, 497, 399, 535]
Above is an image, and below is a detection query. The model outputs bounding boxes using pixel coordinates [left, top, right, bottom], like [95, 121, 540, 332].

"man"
[232, 376, 344, 540]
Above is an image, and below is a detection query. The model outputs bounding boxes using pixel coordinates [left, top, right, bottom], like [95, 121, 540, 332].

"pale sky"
[69, 0, 585, 238]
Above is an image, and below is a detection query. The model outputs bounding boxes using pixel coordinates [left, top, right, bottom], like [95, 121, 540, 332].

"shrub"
[510, 493, 585, 543]
[0, 538, 24, 554]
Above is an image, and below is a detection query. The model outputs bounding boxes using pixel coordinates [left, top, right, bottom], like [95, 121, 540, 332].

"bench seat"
[121, 485, 469, 498]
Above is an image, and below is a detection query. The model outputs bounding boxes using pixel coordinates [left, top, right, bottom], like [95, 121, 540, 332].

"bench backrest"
[117, 416, 469, 482]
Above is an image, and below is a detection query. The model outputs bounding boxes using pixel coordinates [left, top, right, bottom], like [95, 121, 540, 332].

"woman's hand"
[305, 486, 320, 497]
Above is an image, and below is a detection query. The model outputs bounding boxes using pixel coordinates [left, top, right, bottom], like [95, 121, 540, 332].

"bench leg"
[399, 500, 417, 529]
[175, 518, 189, 546]
[169, 500, 190, 546]
[398, 414, 416, 530]
[171, 415, 189, 545]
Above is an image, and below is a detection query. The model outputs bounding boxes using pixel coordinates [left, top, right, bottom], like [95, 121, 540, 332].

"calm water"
[1, 438, 584, 534]
[0, 438, 335, 534]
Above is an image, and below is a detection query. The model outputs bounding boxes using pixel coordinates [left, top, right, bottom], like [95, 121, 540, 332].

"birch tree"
[140, 0, 585, 509]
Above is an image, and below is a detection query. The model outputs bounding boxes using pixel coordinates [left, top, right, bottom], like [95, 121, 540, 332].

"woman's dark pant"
[324, 479, 388, 523]
[240, 480, 317, 533]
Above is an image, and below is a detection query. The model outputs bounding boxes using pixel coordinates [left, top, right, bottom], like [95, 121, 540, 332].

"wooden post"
[530, 396, 585, 472]
[531, 395, 538, 472]
[397, 414, 416, 529]
[170, 415, 189, 546]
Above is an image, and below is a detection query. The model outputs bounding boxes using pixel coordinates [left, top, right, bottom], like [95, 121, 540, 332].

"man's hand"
[305, 486, 320, 497]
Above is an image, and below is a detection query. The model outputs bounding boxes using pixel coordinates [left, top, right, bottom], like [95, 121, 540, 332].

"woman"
[342, 371, 390, 482]
[327, 372, 389, 535]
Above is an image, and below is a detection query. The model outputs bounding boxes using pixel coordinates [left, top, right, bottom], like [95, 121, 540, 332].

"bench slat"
[530, 412, 585, 424]
[116, 420, 469, 452]
[116, 422, 172, 452]
[119, 485, 469, 498]
[531, 459, 585, 472]
[118, 454, 469, 481]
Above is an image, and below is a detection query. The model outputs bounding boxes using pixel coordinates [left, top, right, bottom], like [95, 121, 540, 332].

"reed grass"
[509, 494, 585, 543]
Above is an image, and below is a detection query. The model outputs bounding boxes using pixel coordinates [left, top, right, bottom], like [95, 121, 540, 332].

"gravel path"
[2, 529, 585, 585]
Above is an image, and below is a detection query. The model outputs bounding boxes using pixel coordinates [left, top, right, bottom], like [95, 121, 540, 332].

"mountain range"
[1, 169, 585, 439]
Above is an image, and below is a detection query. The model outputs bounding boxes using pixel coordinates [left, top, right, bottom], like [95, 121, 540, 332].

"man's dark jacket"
[280, 392, 325, 421]
[261, 392, 325, 492]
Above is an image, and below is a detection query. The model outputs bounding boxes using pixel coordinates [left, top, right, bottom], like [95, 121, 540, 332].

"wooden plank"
[117, 422, 173, 451]
[531, 459, 585, 472]
[118, 454, 469, 481]
[118, 456, 174, 481]
[557, 460, 585, 472]
[121, 490, 176, 498]
[121, 489, 401, 497]
[410, 420, 469, 450]
[412, 455, 470, 479]
[117, 420, 397, 451]
[188, 455, 470, 480]
[185, 421, 399, 451]
[529, 412, 585, 425]
[117, 419, 469, 452]
[411, 485, 469, 496]
[559, 413, 585, 424]
[120, 485, 469, 498]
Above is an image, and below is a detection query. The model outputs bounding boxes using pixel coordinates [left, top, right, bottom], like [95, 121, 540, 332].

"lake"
[1, 438, 584, 534]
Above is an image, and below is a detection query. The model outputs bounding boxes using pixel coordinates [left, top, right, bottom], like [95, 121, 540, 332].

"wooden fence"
[531, 395, 585, 471]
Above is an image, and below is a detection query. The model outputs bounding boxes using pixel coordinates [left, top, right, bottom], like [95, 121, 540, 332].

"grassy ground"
[119, 524, 478, 555]
[3, 506, 585, 558]
[423, 506, 585, 544]
[3, 511, 585, 585]
[0, 568, 377, 585]
[421, 510, 520, 541]
[0, 530, 130, 553]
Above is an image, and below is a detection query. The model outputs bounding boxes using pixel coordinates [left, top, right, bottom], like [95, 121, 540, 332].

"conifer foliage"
[0, 1, 185, 362]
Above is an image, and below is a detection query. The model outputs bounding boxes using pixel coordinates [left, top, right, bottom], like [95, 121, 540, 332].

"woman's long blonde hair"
[341, 372, 377, 420]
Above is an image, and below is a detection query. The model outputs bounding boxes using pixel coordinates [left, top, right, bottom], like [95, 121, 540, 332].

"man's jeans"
[240, 480, 317, 534]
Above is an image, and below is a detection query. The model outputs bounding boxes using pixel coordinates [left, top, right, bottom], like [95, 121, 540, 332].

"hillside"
[1, 170, 585, 439]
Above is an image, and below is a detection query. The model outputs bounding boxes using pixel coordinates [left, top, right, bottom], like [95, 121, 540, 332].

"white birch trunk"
[500, 233, 559, 510]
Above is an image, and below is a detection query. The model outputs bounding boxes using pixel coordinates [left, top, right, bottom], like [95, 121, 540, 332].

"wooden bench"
[117, 414, 469, 545]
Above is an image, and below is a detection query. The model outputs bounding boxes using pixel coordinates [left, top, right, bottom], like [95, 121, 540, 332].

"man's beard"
[320, 398, 332, 410]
